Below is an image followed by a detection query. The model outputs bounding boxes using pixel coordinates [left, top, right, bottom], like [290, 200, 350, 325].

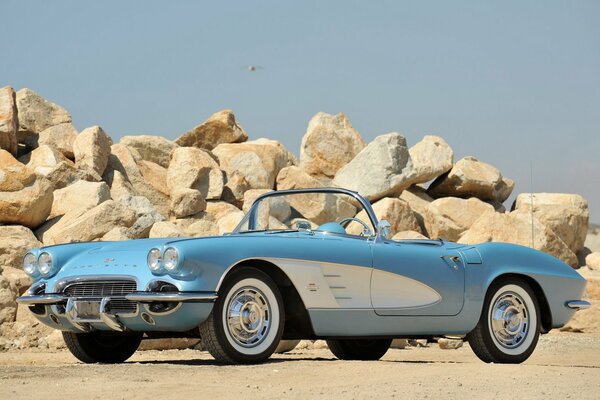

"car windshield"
[234, 190, 376, 237]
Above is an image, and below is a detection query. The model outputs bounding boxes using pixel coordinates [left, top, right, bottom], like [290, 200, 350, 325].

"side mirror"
[377, 220, 391, 239]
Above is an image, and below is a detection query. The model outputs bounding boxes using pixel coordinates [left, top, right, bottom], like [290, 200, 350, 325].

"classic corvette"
[17, 188, 589, 364]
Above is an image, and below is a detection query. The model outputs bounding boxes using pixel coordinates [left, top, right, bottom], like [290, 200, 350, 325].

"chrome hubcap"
[226, 287, 271, 347]
[490, 292, 529, 348]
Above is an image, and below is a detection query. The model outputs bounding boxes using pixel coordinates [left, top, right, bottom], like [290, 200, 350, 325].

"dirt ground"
[1, 332, 599, 400]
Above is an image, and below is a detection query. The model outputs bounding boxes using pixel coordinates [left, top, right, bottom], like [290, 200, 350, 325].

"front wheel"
[466, 278, 540, 364]
[199, 267, 285, 364]
[327, 339, 392, 360]
[62, 331, 142, 363]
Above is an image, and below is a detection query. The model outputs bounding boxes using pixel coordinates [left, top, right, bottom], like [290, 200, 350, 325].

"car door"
[370, 240, 465, 316]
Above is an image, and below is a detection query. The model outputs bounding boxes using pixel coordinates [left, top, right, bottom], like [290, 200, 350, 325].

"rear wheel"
[62, 331, 142, 363]
[467, 277, 540, 364]
[200, 267, 285, 364]
[327, 339, 392, 360]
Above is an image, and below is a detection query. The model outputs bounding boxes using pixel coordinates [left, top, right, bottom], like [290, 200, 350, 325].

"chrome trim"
[17, 294, 66, 305]
[99, 298, 126, 332]
[54, 275, 139, 293]
[566, 300, 591, 310]
[125, 292, 218, 302]
[65, 298, 93, 332]
[27, 281, 47, 296]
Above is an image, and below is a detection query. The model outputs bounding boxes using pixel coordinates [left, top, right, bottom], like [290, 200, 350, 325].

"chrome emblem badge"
[103, 258, 115, 263]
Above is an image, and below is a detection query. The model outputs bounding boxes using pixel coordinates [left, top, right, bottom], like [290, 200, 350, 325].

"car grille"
[63, 280, 137, 297]
[63, 280, 138, 314]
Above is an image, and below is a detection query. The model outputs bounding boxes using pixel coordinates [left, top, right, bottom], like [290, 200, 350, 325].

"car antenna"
[530, 161, 535, 248]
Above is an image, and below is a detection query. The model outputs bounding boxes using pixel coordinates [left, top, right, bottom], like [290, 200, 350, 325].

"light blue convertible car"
[17, 188, 589, 364]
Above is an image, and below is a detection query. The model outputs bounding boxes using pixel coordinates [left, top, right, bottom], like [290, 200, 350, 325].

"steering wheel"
[338, 217, 373, 237]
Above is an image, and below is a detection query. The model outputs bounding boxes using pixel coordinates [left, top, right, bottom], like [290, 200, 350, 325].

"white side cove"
[264, 258, 372, 309]
[370, 269, 441, 309]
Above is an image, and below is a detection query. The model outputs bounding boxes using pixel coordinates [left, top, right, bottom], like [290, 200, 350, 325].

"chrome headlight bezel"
[38, 252, 54, 277]
[23, 253, 38, 276]
[147, 248, 163, 272]
[163, 247, 180, 272]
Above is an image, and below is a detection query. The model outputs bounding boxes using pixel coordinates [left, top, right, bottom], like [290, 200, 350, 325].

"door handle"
[441, 255, 460, 263]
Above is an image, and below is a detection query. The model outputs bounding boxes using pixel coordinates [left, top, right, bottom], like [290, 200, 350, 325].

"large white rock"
[175, 109, 248, 150]
[0, 86, 18, 156]
[213, 139, 293, 190]
[15, 88, 72, 136]
[0, 150, 54, 228]
[37, 200, 137, 245]
[104, 144, 171, 216]
[423, 197, 495, 241]
[409, 135, 453, 184]
[392, 230, 429, 240]
[299, 112, 365, 178]
[333, 132, 417, 201]
[221, 171, 250, 208]
[138, 160, 169, 196]
[348, 198, 420, 236]
[459, 210, 578, 267]
[37, 123, 78, 159]
[514, 193, 589, 254]
[49, 180, 111, 218]
[73, 126, 113, 178]
[0, 226, 42, 273]
[120, 135, 179, 168]
[587, 252, 600, 271]
[428, 156, 514, 203]
[399, 186, 434, 233]
[170, 188, 207, 218]
[0, 276, 18, 324]
[149, 221, 186, 238]
[167, 147, 223, 200]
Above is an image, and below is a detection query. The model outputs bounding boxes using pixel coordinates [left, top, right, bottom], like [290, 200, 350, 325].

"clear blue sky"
[2, 1, 599, 223]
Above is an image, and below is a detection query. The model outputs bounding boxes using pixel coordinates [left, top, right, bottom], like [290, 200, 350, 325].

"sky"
[1, 1, 599, 223]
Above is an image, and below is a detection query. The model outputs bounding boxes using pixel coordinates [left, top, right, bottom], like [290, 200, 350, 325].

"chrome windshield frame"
[233, 187, 379, 236]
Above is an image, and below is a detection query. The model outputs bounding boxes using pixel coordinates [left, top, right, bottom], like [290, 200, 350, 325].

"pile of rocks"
[0, 86, 598, 350]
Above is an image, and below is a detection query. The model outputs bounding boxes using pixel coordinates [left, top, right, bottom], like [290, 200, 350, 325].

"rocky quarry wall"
[0, 86, 598, 351]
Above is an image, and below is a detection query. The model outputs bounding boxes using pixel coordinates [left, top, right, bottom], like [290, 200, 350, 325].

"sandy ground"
[1, 332, 599, 400]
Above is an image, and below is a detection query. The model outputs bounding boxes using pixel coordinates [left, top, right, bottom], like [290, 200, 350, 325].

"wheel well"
[221, 259, 316, 339]
[488, 273, 552, 333]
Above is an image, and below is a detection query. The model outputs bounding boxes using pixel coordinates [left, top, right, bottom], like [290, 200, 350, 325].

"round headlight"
[163, 248, 179, 272]
[147, 248, 162, 272]
[23, 253, 38, 276]
[38, 252, 53, 276]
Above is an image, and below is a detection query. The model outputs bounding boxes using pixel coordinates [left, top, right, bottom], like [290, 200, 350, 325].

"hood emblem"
[104, 258, 115, 263]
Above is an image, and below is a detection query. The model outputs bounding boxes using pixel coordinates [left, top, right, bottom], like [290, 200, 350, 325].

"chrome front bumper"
[17, 291, 218, 305]
[566, 300, 591, 310]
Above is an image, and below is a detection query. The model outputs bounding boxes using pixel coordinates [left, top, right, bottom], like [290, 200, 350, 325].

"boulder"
[579, 267, 600, 300]
[186, 219, 219, 237]
[221, 171, 250, 208]
[37, 200, 137, 245]
[423, 197, 495, 241]
[275, 340, 301, 353]
[514, 193, 589, 254]
[428, 156, 514, 203]
[22, 144, 70, 171]
[175, 109, 248, 150]
[438, 338, 463, 350]
[19, 145, 92, 189]
[149, 221, 186, 238]
[167, 147, 224, 200]
[348, 198, 420, 236]
[206, 201, 241, 221]
[49, 180, 111, 218]
[561, 301, 600, 333]
[2, 266, 32, 296]
[120, 135, 179, 168]
[399, 186, 434, 234]
[586, 252, 600, 271]
[37, 123, 78, 159]
[0, 276, 18, 324]
[213, 139, 293, 190]
[0, 150, 54, 228]
[118, 195, 166, 239]
[409, 135, 453, 184]
[299, 112, 365, 178]
[101, 227, 131, 241]
[333, 132, 417, 201]
[104, 144, 171, 216]
[0, 226, 42, 273]
[459, 210, 578, 267]
[138, 160, 169, 195]
[216, 210, 245, 234]
[171, 188, 207, 218]
[242, 189, 271, 213]
[15, 88, 71, 139]
[0, 86, 18, 156]
[73, 126, 113, 178]
[392, 230, 429, 240]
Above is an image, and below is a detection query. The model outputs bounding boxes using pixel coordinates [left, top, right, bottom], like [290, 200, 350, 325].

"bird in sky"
[243, 65, 264, 72]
